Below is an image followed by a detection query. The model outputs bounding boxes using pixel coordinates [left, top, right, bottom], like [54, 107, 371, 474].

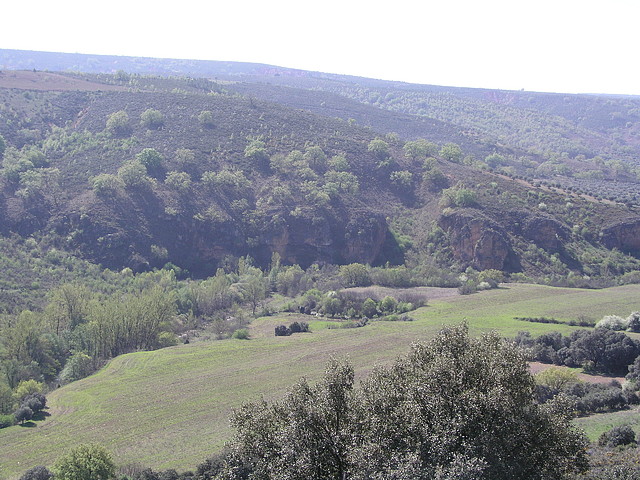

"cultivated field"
[1, 283, 639, 478]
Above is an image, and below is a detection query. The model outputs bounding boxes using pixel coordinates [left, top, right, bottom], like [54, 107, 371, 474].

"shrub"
[596, 315, 628, 331]
[198, 110, 214, 128]
[91, 173, 124, 196]
[627, 312, 640, 333]
[274, 325, 291, 337]
[105, 110, 131, 136]
[140, 109, 165, 129]
[598, 425, 637, 448]
[232, 329, 250, 340]
[19, 466, 54, 480]
[0, 413, 14, 428]
[59, 352, 94, 384]
[14, 406, 33, 424]
[157, 331, 179, 348]
[54, 444, 116, 480]
[23, 393, 46, 413]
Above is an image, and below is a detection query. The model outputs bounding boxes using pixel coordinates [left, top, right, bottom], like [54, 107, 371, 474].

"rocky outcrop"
[600, 220, 640, 255]
[262, 210, 395, 268]
[439, 211, 518, 271]
[521, 215, 569, 253]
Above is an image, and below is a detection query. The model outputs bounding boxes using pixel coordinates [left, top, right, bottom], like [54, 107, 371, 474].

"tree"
[54, 444, 116, 480]
[403, 138, 438, 160]
[140, 109, 164, 129]
[339, 263, 371, 287]
[118, 160, 150, 188]
[198, 110, 215, 128]
[13, 379, 45, 403]
[91, 174, 124, 197]
[136, 148, 164, 178]
[14, 405, 33, 424]
[164, 171, 192, 193]
[367, 137, 390, 160]
[439, 142, 464, 163]
[0, 133, 6, 159]
[105, 110, 131, 137]
[19, 466, 54, 480]
[219, 324, 588, 479]
[59, 352, 94, 384]
[0, 381, 14, 414]
[598, 425, 637, 447]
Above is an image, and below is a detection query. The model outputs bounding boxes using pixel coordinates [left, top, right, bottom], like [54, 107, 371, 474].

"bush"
[54, 444, 116, 480]
[598, 425, 637, 447]
[14, 406, 33, 424]
[274, 325, 291, 336]
[232, 329, 250, 340]
[596, 315, 628, 331]
[105, 110, 131, 136]
[289, 322, 309, 333]
[140, 109, 165, 129]
[23, 393, 46, 413]
[198, 110, 214, 128]
[19, 466, 54, 480]
[0, 413, 15, 428]
[59, 352, 94, 384]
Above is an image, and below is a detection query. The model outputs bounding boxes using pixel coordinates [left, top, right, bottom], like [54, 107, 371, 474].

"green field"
[1, 283, 639, 479]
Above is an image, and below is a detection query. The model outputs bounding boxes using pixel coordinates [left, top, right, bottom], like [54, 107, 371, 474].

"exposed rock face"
[439, 211, 518, 271]
[521, 216, 569, 253]
[601, 220, 640, 255]
[262, 211, 394, 268]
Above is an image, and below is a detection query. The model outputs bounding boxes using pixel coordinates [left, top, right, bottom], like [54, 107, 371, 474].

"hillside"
[1, 283, 639, 478]
[0, 63, 639, 284]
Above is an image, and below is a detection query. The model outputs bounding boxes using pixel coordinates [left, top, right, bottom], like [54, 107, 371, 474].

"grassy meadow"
[1, 283, 639, 479]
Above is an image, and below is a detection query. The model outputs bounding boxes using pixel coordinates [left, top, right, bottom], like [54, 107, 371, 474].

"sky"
[2, 0, 640, 95]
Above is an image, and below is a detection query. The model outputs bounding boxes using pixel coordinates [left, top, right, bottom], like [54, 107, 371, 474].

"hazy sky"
[3, 0, 639, 95]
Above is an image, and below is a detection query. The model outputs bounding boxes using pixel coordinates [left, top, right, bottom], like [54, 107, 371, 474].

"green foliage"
[0, 133, 6, 159]
[164, 171, 192, 193]
[0, 413, 15, 428]
[13, 379, 45, 402]
[140, 108, 165, 129]
[118, 160, 149, 187]
[59, 352, 94, 385]
[105, 110, 131, 137]
[596, 314, 627, 330]
[244, 137, 268, 163]
[221, 325, 588, 479]
[535, 367, 580, 391]
[18, 466, 54, 480]
[339, 263, 371, 287]
[484, 153, 507, 169]
[440, 184, 478, 207]
[367, 137, 390, 160]
[0, 382, 14, 414]
[439, 142, 463, 163]
[389, 169, 413, 188]
[54, 444, 116, 480]
[198, 110, 215, 128]
[328, 154, 350, 172]
[232, 328, 250, 340]
[14, 405, 33, 424]
[598, 425, 637, 448]
[304, 145, 328, 172]
[91, 173, 124, 196]
[135, 148, 164, 177]
[403, 138, 438, 160]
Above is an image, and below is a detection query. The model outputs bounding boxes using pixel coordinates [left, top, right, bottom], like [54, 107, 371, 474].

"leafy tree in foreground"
[218, 324, 588, 479]
[54, 444, 116, 480]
